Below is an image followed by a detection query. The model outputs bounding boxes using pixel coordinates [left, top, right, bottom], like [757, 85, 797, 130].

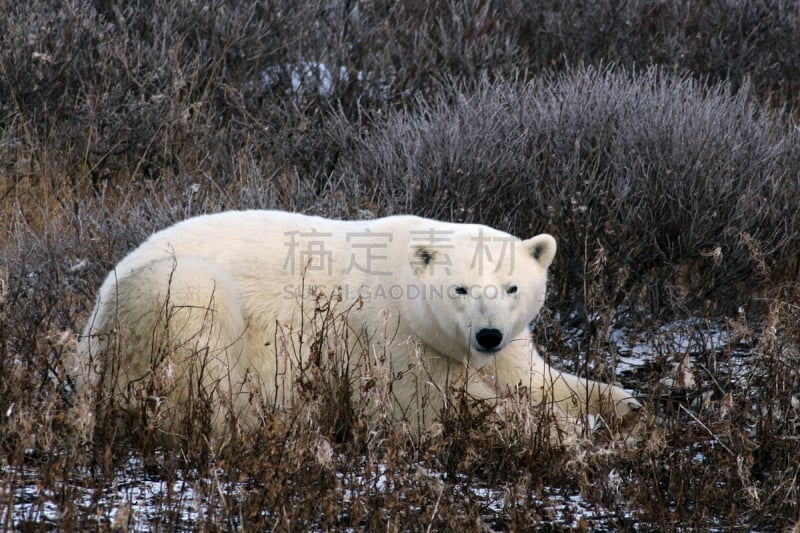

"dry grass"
[2, 0, 799, 530]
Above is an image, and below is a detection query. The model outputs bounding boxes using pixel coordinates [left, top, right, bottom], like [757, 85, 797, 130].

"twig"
[679, 404, 734, 457]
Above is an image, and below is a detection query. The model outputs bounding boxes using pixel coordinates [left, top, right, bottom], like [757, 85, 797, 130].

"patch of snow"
[3, 457, 242, 531]
[258, 62, 360, 97]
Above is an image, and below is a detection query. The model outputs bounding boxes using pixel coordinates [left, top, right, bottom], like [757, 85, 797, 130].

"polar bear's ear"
[523, 234, 557, 268]
[410, 246, 437, 275]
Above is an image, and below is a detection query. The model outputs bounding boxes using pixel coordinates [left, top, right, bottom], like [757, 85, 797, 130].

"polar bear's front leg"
[540, 369, 641, 421]
[490, 339, 641, 422]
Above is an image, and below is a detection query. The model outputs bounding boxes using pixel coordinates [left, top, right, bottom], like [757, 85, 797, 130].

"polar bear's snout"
[475, 328, 503, 352]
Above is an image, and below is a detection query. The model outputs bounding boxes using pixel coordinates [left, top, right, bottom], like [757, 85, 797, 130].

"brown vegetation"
[2, 0, 798, 530]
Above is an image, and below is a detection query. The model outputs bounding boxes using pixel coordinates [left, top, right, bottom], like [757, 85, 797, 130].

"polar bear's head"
[408, 228, 556, 365]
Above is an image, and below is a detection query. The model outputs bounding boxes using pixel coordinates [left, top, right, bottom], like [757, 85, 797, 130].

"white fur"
[78, 210, 639, 440]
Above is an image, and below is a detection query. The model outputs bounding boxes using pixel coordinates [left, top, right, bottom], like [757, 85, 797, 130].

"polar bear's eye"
[454, 286, 468, 295]
[507, 285, 518, 295]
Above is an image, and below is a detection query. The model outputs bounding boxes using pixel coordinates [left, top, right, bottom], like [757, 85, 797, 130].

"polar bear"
[78, 210, 639, 443]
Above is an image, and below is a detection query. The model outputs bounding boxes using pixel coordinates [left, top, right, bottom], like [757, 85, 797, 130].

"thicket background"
[2, 0, 799, 530]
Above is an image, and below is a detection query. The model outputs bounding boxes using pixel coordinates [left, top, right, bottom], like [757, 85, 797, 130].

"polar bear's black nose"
[476, 328, 503, 351]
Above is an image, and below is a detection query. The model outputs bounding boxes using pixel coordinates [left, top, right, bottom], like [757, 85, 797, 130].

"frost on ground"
[552, 317, 756, 399]
[5, 456, 633, 531]
[1, 319, 772, 530]
[5, 458, 211, 531]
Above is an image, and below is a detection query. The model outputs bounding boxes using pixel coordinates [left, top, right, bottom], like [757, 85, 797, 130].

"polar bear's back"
[113, 210, 332, 278]
[110, 210, 445, 280]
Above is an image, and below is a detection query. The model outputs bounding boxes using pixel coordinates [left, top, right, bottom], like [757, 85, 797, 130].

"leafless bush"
[330, 67, 800, 318]
[4, 0, 800, 202]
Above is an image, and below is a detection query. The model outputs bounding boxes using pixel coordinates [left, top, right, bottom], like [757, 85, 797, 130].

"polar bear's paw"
[607, 385, 642, 421]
